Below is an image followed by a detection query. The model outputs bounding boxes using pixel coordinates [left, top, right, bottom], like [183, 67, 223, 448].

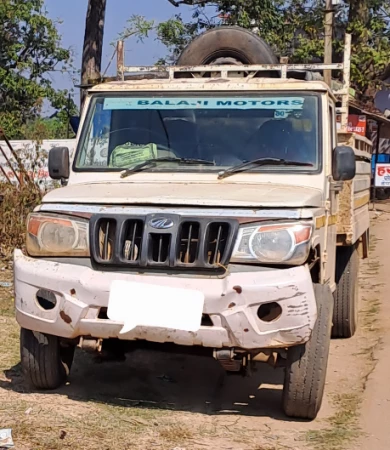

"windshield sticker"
[103, 97, 305, 111]
[274, 110, 292, 119]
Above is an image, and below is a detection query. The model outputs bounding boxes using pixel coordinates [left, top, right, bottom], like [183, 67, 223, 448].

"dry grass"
[306, 393, 361, 450]
[0, 182, 42, 259]
[305, 230, 383, 450]
[0, 271, 19, 370]
[0, 272, 166, 450]
[0, 378, 192, 450]
[158, 423, 194, 442]
[0, 279, 221, 450]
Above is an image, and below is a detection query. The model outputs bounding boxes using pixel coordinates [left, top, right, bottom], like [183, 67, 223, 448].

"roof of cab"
[89, 77, 336, 100]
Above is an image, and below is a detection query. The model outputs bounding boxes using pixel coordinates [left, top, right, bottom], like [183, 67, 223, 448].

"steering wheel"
[108, 127, 178, 155]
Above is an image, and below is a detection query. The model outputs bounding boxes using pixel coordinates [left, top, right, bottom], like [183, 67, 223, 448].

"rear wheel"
[20, 328, 75, 390]
[332, 244, 359, 339]
[282, 284, 333, 420]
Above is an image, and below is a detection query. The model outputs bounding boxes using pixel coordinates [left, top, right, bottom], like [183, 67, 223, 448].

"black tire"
[177, 26, 278, 66]
[282, 284, 333, 420]
[20, 328, 75, 390]
[332, 244, 359, 339]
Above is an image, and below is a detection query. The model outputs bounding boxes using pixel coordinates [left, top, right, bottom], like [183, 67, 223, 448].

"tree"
[21, 116, 75, 141]
[346, 0, 390, 95]
[0, 0, 76, 139]
[161, 0, 390, 98]
[81, 0, 107, 105]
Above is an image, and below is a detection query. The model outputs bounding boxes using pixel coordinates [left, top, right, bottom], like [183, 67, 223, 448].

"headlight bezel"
[26, 213, 90, 257]
[231, 221, 313, 265]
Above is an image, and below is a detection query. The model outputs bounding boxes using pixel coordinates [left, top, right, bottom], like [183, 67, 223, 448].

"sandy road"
[0, 211, 389, 449]
[356, 209, 390, 450]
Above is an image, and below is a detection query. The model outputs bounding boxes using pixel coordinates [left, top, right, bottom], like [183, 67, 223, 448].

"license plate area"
[108, 280, 205, 334]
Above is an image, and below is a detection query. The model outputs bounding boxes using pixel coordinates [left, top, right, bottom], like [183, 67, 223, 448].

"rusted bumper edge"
[14, 249, 317, 350]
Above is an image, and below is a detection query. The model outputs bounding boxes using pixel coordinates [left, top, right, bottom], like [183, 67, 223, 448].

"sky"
[44, 0, 198, 99]
[42, 1, 390, 114]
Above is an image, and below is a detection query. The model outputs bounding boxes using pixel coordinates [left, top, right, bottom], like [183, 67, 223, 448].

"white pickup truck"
[14, 27, 371, 420]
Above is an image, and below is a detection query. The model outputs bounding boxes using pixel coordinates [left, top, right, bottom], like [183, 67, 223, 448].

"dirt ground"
[1, 210, 390, 450]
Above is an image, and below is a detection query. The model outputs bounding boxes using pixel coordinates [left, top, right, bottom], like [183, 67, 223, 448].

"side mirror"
[49, 147, 70, 180]
[332, 146, 356, 181]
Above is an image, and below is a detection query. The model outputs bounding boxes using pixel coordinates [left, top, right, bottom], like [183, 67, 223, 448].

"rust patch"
[233, 286, 242, 294]
[228, 302, 236, 308]
[60, 310, 72, 324]
[70, 289, 76, 296]
[244, 328, 249, 333]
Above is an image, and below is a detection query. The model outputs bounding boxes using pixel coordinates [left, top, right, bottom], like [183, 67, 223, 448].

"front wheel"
[282, 284, 333, 420]
[20, 328, 75, 390]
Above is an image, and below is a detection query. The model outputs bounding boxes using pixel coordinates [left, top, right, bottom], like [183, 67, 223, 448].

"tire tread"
[282, 284, 333, 420]
[177, 26, 278, 66]
[20, 328, 71, 390]
[332, 245, 359, 338]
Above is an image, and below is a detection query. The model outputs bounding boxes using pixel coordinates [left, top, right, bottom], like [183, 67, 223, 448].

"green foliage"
[157, 16, 203, 64]
[116, 14, 155, 43]
[0, 0, 77, 139]
[21, 116, 74, 141]
[158, 0, 390, 97]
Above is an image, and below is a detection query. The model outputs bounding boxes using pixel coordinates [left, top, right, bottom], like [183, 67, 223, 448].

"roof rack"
[115, 34, 352, 132]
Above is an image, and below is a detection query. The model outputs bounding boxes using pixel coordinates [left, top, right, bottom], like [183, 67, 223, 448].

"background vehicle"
[14, 27, 371, 420]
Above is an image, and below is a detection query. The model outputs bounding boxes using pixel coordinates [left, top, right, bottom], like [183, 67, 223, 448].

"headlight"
[26, 213, 90, 257]
[231, 222, 313, 265]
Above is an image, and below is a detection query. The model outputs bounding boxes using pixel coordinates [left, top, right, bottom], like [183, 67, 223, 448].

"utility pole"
[324, 0, 334, 87]
[81, 0, 107, 108]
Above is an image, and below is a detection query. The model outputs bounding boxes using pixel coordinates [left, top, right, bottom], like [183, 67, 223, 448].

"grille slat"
[213, 225, 223, 265]
[130, 222, 138, 260]
[103, 221, 110, 260]
[178, 222, 200, 265]
[123, 220, 143, 262]
[150, 234, 170, 264]
[98, 219, 116, 261]
[91, 215, 237, 270]
[207, 223, 230, 266]
[185, 224, 193, 263]
[158, 235, 163, 261]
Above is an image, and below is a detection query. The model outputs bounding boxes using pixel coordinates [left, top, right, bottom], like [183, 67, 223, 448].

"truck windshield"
[75, 93, 320, 173]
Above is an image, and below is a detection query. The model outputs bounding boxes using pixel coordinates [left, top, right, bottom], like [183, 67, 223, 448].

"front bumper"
[14, 250, 317, 350]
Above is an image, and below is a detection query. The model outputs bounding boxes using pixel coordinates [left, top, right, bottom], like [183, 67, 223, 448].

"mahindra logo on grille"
[150, 218, 174, 230]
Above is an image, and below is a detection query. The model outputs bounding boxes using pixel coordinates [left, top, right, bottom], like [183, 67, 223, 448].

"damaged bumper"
[14, 249, 317, 350]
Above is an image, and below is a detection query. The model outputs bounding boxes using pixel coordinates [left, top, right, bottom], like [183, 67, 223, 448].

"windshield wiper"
[121, 157, 215, 178]
[218, 158, 314, 180]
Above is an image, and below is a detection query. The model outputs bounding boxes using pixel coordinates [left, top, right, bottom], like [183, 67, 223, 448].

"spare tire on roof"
[177, 26, 278, 67]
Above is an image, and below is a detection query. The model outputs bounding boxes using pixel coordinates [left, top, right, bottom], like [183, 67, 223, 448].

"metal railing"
[115, 34, 352, 132]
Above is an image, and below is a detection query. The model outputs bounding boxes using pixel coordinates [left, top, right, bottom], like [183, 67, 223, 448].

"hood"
[43, 182, 323, 208]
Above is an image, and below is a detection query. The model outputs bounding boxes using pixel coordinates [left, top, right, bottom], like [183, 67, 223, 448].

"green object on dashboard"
[109, 142, 157, 168]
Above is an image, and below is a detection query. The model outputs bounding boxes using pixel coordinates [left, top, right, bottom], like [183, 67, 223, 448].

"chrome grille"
[90, 214, 238, 271]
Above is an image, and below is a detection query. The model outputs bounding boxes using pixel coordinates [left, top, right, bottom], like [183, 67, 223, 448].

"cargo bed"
[337, 132, 372, 246]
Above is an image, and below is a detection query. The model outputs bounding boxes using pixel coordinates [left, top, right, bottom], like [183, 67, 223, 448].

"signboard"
[375, 163, 390, 187]
[103, 96, 306, 111]
[336, 114, 368, 136]
[0, 139, 76, 190]
[347, 115, 367, 136]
